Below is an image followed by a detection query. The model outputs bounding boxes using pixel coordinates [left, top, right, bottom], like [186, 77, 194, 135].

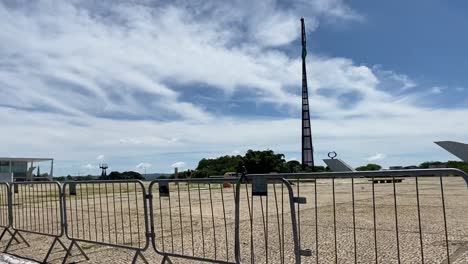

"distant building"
[0, 157, 53, 182]
[403, 165, 419, 169]
[389, 166, 403, 170]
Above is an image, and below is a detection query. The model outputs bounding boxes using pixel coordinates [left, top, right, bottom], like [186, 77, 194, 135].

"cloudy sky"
[1, 0, 467, 175]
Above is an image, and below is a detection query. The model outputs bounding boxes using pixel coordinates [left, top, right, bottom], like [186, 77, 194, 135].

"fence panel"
[0, 183, 9, 229]
[234, 178, 302, 264]
[63, 181, 149, 254]
[8, 181, 66, 262]
[248, 169, 468, 264]
[11, 181, 63, 237]
[149, 178, 239, 263]
[0, 183, 11, 243]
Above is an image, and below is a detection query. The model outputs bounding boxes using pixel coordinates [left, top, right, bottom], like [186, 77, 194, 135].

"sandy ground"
[0, 176, 466, 264]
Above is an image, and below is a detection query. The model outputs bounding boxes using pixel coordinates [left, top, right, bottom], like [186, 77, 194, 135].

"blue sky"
[1, 0, 467, 176]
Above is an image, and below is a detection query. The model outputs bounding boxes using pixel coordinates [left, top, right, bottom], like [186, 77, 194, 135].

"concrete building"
[0, 157, 53, 182]
[323, 158, 355, 172]
[435, 141, 468, 163]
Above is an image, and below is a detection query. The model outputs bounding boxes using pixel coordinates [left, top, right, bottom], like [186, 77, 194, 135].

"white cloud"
[171, 161, 186, 168]
[82, 164, 96, 170]
[136, 162, 152, 169]
[430, 86, 444, 94]
[366, 153, 386, 162]
[373, 66, 416, 91]
[0, 0, 362, 123]
[96, 154, 105, 161]
[1, 1, 467, 175]
[119, 138, 142, 145]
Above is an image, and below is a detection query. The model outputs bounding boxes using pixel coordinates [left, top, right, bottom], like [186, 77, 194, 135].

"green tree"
[419, 160, 468, 173]
[192, 149, 334, 177]
[195, 155, 243, 177]
[419, 161, 445, 168]
[286, 160, 302, 173]
[356, 164, 382, 171]
[108, 171, 144, 180]
[243, 149, 288, 174]
[446, 161, 468, 173]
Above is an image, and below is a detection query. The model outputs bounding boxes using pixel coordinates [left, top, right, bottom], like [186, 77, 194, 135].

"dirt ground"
[0, 176, 466, 264]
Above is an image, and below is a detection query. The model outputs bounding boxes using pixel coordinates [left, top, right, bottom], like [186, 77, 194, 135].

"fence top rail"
[149, 177, 239, 184]
[12, 181, 61, 186]
[62, 179, 145, 185]
[246, 168, 468, 185]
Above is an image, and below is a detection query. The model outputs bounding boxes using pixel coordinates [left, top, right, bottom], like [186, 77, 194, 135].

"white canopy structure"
[323, 158, 355, 172]
[435, 141, 468, 163]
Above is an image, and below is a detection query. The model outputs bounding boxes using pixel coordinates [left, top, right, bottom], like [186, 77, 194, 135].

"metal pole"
[50, 159, 54, 178]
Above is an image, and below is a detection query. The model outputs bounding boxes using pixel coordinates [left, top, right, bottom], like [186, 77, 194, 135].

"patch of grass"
[81, 243, 96, 250]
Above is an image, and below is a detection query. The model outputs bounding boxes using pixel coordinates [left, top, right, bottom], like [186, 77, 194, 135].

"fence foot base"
[57, 238, 72, 256]
[160, 256, 173, 264]
[43, 237, 71, 264]
[0, 228, 21, 245]
[0, 228, 9, 243]
[131, 250, 148, 264]
[61, 240, 89, 264]
[15, 232, 30, 247]
[4, 230, 30, 252]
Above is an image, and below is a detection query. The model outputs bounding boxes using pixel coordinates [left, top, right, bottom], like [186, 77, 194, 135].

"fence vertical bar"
[439, 176, 450, 264]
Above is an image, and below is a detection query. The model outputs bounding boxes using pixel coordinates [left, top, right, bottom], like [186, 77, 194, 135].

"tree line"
[55, 171, 145, 181]
[170, 150, 468, 178]
[54, 149, 468, 181]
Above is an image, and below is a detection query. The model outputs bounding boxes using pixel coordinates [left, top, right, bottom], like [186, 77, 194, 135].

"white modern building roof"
[0, 157, 54, 180]
[323, 158, 355, 172]
[0, 157, 53, 162]
[435, 141, 468, 163]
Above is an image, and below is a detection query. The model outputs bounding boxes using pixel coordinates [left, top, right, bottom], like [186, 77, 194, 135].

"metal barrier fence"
[245, 168, 468, 264]
[149, 178, 239, 263]
[0, 168, 465, 264]
[8, 181, 68, 263]
[62, 180, 149, 264]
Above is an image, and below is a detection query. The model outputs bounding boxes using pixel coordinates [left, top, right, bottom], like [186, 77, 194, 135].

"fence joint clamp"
[146, 232, 155, 239]
[299, 249, 312, 256]
[293, 197, 307, 204]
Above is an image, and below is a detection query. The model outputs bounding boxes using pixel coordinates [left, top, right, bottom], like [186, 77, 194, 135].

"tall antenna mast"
[301, 18, 315, 169]
[99, 163, 108, 179]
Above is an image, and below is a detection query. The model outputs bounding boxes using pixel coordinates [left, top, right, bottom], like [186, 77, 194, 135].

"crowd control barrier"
[62, 180, 149, 264]
[8, 182, 73, 263]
